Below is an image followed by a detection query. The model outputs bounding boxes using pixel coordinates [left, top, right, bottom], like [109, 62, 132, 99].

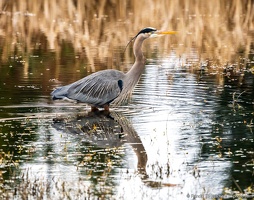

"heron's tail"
[51, 87, 68, 100]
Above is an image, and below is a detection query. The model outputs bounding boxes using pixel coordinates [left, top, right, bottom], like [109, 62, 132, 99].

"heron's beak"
[150, 30, 177, 38]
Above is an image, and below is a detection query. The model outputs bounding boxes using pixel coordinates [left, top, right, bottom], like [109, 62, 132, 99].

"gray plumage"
[51, 69, 124, 107]
[51, 27, 175, 111]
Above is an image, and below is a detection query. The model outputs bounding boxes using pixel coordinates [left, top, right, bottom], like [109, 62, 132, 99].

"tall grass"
[0, 0, 253, 70]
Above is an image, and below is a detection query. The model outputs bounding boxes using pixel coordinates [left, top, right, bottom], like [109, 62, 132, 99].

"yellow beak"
[150, 30, 177, 38]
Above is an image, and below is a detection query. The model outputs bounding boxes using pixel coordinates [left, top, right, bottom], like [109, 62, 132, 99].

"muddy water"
[0, 47, 253, 199]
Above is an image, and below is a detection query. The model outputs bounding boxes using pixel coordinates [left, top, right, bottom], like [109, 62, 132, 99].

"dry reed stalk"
[0, 0, 253, 71]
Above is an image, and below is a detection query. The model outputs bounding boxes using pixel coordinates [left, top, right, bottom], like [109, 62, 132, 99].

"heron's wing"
[66, 70, 124, 106]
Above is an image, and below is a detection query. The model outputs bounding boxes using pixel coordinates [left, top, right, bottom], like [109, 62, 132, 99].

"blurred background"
[1, 0, 253, 69]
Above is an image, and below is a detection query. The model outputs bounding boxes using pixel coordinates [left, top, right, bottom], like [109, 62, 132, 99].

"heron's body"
[52, 69, 125, 109]
[51, 27, 176, 111]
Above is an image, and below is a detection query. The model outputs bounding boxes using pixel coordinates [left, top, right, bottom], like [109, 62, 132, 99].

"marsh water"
[0, 1, 254, 199]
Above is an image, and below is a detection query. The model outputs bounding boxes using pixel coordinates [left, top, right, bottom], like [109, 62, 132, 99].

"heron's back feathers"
[51, 69, 125, 107]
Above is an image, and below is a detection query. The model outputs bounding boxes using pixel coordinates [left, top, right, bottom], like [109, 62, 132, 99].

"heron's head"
[136, 27, 177, 39]
[136, 27, 157, 39]
[124, 27, 176, 51]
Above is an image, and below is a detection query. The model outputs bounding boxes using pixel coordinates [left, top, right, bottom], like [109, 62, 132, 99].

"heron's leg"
[91, 106, 99, 112]
[103, 104, 110, 112]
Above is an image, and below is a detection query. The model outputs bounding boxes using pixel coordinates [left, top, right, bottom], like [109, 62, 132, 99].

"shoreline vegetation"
[0, 1, 253, 69]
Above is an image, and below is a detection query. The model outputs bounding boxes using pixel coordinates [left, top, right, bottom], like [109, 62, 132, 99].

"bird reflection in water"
[52, 111, 148, 179]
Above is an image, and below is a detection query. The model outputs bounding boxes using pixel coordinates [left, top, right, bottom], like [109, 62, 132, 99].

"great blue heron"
[51, 27, 176, 111]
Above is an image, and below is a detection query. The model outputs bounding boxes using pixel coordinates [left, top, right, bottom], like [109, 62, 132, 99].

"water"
[0, 48, 253, 199]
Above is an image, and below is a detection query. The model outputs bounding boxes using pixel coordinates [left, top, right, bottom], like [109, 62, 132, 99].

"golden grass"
[0, 0, 253, 71]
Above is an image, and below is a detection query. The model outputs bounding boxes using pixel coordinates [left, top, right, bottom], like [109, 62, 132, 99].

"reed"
[0, 0, 253, 71]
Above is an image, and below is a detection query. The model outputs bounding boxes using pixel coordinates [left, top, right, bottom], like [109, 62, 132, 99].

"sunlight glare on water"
[117, 54, 232, 199]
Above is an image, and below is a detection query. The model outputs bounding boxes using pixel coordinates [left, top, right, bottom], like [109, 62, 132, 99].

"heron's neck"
[126, 36, 146, 82]
[133, 37, 145, 64]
